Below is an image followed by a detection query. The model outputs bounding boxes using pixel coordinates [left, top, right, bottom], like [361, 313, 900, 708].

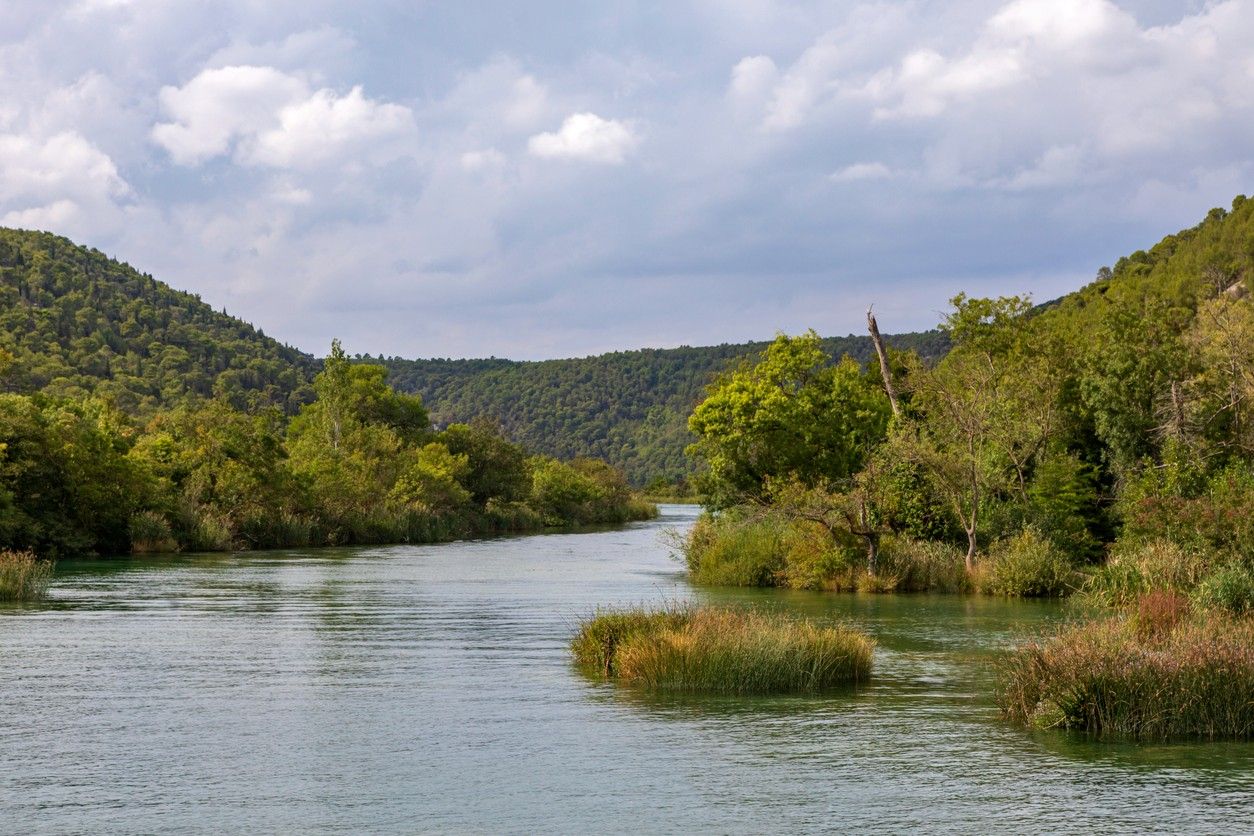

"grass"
[997, 599, 1254, 740]
[572, 604, 874, 694]
[0, 550, 53, 602]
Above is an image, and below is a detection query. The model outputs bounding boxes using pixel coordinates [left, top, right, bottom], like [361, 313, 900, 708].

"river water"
[2, 505, 1250, 834]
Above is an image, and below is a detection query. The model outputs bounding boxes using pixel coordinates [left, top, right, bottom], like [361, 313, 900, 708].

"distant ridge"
[381, 331, 951, 484]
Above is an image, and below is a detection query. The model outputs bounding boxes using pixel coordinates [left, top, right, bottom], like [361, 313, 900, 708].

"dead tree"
[867, 306, 901, 418]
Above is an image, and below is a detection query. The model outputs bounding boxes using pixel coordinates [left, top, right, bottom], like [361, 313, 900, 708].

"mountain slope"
[0, 228, 317, 413]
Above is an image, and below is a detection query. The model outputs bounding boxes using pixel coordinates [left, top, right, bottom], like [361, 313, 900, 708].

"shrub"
[976, 528, 1076, 597]
[1192, 563, 1254, 616]
[876, 536, 969, 593]
[0, 550, 53, 601]
[683, 512, 788, 587]
[574, 605, 874, 694]
[998, 609, 1254, 739]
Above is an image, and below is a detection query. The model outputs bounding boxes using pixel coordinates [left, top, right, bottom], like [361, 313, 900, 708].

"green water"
[1, 505, 1250, 833]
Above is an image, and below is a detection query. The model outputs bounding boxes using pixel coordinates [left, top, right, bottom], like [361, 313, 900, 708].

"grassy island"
[572, 605, 873, 694]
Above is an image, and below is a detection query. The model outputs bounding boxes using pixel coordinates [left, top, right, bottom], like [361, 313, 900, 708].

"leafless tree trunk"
[867, 306, 901, 418]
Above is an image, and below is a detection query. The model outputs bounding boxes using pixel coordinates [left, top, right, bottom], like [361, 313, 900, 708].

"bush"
[976, 528, 1076, 597]
[1192, 563, 1254, 615]
[683, 512, 788, 587]
[0, 550, 53, 601]
[683, 510, 861, 590]
[876, 536, 969, 593]
[573, 605, 874, 694]
[998, 609, 1254, 739]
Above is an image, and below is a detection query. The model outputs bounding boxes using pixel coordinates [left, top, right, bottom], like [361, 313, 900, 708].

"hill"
[0, 226, 949, 483]
[0, 228, 316, 413]
[380, 331, 950, 485]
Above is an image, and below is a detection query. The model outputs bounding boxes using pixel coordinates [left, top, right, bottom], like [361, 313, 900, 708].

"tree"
[906, 295, 1060, 569]
[687, 331, 891, 505]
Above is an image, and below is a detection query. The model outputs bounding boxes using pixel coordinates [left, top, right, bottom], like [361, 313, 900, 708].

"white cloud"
[244, 86, 414, 169]
[152, 65, 306, 165]
[830, 162, 894, 182]
[527, 113, 638, 164]
[152, 65, 414, 169]
[727, 55, 778, 113]
[0, 130, 129, 232]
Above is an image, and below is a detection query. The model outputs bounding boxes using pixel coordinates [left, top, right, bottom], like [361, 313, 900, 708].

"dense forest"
[0, 229, 316, 413]
[682, 195, 1254, 608]
[381, 332, 950, 485]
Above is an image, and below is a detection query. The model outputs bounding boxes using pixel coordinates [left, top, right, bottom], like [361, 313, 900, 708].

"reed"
[998, 604, 1254, 739]
[573, 605, 873, 694]
[0, 550, 53, 602]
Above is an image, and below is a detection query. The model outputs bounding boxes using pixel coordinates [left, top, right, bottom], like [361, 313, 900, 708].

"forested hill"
[381, 331, 950, 485]
[0, 228, 316, 413]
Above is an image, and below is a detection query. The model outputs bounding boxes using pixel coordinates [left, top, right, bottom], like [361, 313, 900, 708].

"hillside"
[0, 228, 316, 413]
[381, 331, 950, 484]
[0, 226, 950, 482]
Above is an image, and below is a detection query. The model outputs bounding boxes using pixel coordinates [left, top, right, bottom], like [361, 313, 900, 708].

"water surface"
[2, 505, 1250, 833]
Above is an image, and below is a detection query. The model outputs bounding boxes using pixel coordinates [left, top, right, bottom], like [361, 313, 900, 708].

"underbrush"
[572, 605, 873, 694]
[0, 550, 53, 601]
[998, 599, 1254, 739]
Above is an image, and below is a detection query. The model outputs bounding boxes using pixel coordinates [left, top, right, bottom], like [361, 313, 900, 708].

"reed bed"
[573, 605, 873, 694]
[0, 549, 53, 601]
[998, 601, 1254, 740]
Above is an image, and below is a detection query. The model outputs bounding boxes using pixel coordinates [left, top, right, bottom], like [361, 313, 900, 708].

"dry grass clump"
[0, 549, 53, 601]
[573, 605, 873, 694]
[998, 599, 1254, 739]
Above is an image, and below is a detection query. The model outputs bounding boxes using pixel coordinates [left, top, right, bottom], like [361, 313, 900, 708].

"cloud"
[152, 65, 415, 169]
[527, 113, 638, 164]
[460, 148, 506, 171]
[830, 162, 894, 182]
[0, 130, 129, 232]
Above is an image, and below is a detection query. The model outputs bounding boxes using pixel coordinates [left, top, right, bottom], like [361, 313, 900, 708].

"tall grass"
[573, 605, 873, 694]
[998, 604, 1254, 739]
[0, 550, 53, 602]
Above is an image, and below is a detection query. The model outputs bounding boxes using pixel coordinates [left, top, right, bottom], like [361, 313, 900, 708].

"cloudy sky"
[2, 1, 1251, 359]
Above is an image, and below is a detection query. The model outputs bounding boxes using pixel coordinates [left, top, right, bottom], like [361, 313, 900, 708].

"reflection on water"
[1, 505, 1250, 834]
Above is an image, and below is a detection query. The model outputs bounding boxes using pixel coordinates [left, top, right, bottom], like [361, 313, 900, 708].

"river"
[2, 505, 1250, 833]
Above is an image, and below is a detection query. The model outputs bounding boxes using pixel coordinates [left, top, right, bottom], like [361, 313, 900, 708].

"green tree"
[687, 331, 891, 505]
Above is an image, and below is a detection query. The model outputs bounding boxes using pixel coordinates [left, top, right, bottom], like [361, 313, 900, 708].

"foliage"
[974, 528, 1077, 597]
[688, 332, 892, 505]
[0, 393, 151, 557]
[998, 610, 1254, 739]
[574, 605, 874, 694]
[0, 549, 52, 601]
[384, 331, 948, 486]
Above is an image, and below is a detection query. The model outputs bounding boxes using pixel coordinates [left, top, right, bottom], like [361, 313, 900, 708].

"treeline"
[381, 332, 950, 485]
[0, 342, 653, 560]
[684, 195, 1254, 615]
[0, 229, 317, 414]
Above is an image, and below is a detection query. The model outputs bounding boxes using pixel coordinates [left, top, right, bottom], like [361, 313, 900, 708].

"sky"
[1, 0, 1251, 360]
